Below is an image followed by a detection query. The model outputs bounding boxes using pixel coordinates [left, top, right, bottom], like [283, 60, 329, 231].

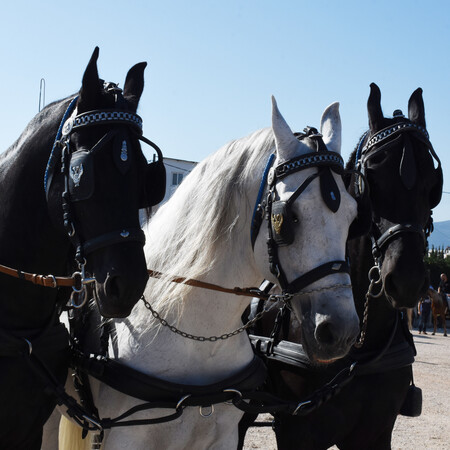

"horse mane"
[0, 96, 74, 165]
[345, 131, 368, 171]
[142, 127, 275, 316]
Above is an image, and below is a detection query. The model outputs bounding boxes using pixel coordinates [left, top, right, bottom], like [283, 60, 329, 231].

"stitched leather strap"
[148, 270, 272, 300]
[0, 263, 79, 287]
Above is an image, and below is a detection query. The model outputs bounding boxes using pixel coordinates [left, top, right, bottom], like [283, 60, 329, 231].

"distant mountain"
[428, 220, 450, 249]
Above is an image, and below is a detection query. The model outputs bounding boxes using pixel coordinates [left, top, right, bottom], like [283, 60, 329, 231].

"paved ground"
[243, 327, 450, 449]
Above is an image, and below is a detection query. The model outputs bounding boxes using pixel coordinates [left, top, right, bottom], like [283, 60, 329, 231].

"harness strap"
[0, 321, 69, 357]
[284, 260, 350, 295]
[0, 263, 81, 288]
[373, 223, 425, 253]
[72, 352, 267, 404]
[147, 270, 272, 300]
[82, 228, 145, 255]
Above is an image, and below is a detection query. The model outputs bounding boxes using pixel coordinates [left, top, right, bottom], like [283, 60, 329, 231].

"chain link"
[354, 262, 383, 348]
[141, 282, 353, 343]
[141, 295, 285, 342]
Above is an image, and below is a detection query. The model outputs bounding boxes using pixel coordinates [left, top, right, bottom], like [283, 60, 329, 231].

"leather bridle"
[251, 128, 351, 299]
[43, 83, 161, 306]
[354, 117, 441, 264]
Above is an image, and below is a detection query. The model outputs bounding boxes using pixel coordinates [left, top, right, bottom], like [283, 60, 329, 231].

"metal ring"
[368, 265, 381, 284]
[176, 394, 191, 410]
[293, 400, 312, 415]
[70, 290, 88, 309]
[223, 388, 243, 405]
[46, 274, 57, 288]
[199, 405, 214, 418]
[71, 272, 84, 293]
[24, 338, 32, 355]
[68, 223, 76, 238]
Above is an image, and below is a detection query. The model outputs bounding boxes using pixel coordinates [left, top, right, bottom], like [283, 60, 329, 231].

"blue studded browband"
[71, 110, 143, 133]
[275, 152, 344, 179]
[363, 122, 428, 155]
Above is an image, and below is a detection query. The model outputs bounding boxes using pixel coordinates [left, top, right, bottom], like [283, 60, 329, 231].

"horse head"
[46, 48, 166, 317]
[354, 83, 442, 309]
[252, 98, 360, 363]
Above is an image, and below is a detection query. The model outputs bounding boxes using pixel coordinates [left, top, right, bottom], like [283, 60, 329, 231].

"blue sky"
[1, 1, 449, 221]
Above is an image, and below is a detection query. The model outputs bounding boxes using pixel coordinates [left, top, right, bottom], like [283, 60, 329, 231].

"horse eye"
[292, 216, 299, 224]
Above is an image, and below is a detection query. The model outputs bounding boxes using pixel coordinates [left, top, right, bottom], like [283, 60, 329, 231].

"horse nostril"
[384, 273, 396, 298]
[105, 275, 123, 301]
[315, 321, 335, 346]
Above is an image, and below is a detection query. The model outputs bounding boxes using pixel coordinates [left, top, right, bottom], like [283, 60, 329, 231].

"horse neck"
[119, 186, 261, 384]
[0, 100, 72, 329]
[348, 235, 398, 350]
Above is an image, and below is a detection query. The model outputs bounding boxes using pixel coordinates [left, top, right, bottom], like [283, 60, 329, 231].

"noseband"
[251, 128, 350, 297]
[354, 115, 442, 262]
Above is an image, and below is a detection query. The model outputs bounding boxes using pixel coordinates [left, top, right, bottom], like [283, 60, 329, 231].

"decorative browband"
[275, 152, 344, 179]
[70, 110, 143, 133]
[362, 122, 429, 155]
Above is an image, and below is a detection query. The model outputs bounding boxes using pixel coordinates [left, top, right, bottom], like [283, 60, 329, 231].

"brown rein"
[147, 270, 271, 300]
[0, 263, 270, 300]
[0, 263, 79, 288]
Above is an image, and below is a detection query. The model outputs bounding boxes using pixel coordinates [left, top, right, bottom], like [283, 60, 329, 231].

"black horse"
[0, 48, 165, 449]
[239, 83, 443, 449]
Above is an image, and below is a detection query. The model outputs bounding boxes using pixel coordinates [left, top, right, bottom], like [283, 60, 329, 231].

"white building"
[140, 157, 197, 223]
[160, 157, 197, 205]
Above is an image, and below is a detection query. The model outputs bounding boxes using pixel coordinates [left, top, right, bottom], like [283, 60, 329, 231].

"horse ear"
[78, 47, 101, 110]
[271, 96, 309, 161]
[320, 102, 341, 154]
[367, 82, 384, 132]
[408, 88, 426, 128]
[123, 62, 147, 110]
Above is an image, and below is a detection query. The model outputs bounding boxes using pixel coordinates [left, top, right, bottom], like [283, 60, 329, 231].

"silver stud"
[120, 140, 128, 162]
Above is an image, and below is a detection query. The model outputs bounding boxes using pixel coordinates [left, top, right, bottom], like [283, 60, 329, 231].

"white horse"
[56, 97, 360, 449]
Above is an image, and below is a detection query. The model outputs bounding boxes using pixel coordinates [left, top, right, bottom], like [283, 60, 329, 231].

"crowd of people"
[416, 273, 449, 334]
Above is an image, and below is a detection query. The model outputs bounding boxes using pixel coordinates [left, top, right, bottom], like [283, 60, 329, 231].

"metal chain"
[354, 262, 383, 348]
[141, 295, 285, 342]
[141, 282, 352, 343]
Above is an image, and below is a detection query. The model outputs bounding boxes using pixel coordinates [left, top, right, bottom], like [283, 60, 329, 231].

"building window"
[172, 172, 184, 186]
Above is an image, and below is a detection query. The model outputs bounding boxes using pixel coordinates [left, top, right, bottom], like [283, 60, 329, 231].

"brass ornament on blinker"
[271, 213, 284, 235]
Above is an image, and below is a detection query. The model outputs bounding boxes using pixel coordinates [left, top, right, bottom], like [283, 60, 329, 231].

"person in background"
[438, 273, 450, 312]
[418, 291, 432, 335]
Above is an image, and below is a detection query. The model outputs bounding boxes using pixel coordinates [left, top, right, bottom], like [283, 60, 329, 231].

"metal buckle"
[82, 414, 103, 431]
[46, 274, 57, 288]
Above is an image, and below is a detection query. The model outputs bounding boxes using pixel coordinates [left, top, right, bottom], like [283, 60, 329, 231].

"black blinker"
[68, 151, 95, 202]
[271, 201, 295, 247]
[140, 160, 167, 208]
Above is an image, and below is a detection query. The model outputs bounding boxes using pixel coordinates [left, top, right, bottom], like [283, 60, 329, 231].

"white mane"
[142, 127, 275, 316]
